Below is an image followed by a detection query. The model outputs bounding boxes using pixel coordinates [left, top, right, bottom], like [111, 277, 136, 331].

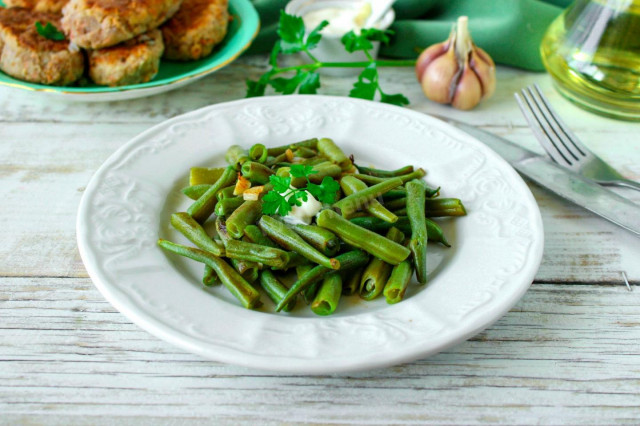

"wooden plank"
[1, 277, 638, 424]
[1, 123, 639, 281]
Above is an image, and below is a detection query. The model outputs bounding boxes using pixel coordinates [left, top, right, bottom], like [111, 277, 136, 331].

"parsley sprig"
[246, 12, 414, 106]
[262, 164, 341, 216]
[35, 21, 66, 41]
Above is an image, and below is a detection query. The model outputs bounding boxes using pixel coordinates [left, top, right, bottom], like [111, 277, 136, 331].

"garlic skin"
[416, 16, 496, 110]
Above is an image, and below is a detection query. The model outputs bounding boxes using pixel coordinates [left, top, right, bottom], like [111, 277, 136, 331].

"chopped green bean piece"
[406, 180, 427, 284]
[353, 168, 426, 185]
[249, 143, 268, 163]
[189, 167, 225, 186]
[158, 239, 261, 309]
[187, 166, 237, 223]
[317, 210, 410, 265]
[425, 198, 467, 217]
[170, 212, 224, 256]
[383, 259, 413, 304]
[225, 239, 290, 269]
[317, 138, 352, 170]
[359, 227, 404, 300]
[214, 196, 244, 217]
[259, 270, 296, 312]
[292, 224, 340, 257]
[340, 175, 398, 223]
[241, 161, 274, 185]
[225, 145, 249, 168]
[311, 273, 342, 316]
[226, 200, 262, 238]
[182, 184, 211, 200]
[355, 164, 414, 177]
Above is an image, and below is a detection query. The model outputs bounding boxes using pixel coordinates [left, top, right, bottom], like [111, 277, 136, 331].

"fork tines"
[515, 84, 591, 169]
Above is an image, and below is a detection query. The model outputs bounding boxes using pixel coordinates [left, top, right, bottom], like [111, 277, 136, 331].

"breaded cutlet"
[3, 0, 68, 14]
[61, 0, 182, 49]
[161, 0, 228, 61]
[0, 7, 84, 85]
[88, 28, 163, 86]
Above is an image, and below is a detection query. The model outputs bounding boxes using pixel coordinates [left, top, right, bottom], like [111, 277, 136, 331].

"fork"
[515, 84, 640, 192]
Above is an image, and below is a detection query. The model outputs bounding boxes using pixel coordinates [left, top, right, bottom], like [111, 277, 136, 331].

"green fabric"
[247, 0, 573, 71]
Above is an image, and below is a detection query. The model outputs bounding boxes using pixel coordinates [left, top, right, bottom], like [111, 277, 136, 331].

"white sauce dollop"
[282, 191, 323, 226]
[302, 2, 372, 36]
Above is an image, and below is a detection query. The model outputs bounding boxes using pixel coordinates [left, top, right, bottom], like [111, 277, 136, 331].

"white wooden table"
[2, 58, 640, 424]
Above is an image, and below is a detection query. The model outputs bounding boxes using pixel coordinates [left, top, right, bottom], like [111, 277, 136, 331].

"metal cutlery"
[515, 83, 640, 192]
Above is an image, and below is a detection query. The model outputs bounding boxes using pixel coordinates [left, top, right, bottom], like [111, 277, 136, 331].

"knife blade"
[435, 117, 640, 237]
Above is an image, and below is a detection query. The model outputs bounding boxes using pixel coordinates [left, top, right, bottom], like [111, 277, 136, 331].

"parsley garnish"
[246, 11, 413, 106]
[262, 164, 340, 216]
[35, 22, 66, 41]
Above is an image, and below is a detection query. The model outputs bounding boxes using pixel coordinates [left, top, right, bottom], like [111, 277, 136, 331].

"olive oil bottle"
[541, 0, 640, 120]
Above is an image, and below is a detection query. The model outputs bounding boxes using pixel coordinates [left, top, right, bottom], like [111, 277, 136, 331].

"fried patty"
[3, 0, 69, 14]
[61, 0, 182, 49]
[161, 0, 228, 61]
[0, 7, 84, 85]
[88, 28, 163, 86]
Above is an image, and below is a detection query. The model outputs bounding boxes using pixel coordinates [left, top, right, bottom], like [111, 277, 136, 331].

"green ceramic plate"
[0, 0, 259, 101]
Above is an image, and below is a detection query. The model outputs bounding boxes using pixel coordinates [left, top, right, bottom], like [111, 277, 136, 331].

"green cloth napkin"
[247, 0, 573, 71]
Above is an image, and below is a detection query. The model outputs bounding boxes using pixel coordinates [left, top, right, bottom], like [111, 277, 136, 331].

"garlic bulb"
[416, 16, 496, 110]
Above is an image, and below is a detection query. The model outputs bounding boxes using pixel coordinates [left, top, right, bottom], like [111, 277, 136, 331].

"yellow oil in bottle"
[541, 0, 640, 120]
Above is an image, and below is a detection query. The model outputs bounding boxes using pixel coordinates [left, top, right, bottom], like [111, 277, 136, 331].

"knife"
[434, 117, 640, 237]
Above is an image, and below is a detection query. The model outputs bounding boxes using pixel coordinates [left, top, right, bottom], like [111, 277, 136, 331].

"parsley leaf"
[289, 164, 317, 178]
[307, 176, 341, 204]
[290, 191, 308, 206]
[269, 175, 292, 193]
[35, 21, 65, 41]
[306, 20, 329, 51]
[269, 43, 281, 67]
[262, 191, 292, 216]
[380, 92, 410, 107]
[270, 72, 306, 94]
[246, 79, 267, 98]
[349, 63, 378, 100]
[277, 11, 306, 54]
[298, 72, 320, 94]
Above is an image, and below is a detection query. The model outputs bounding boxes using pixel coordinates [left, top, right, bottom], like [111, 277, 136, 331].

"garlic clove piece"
[420, 48, 461, 104]
[451, 57, 482, 110]
[415, 39, 449, 82]
[470, 47, 496, 99]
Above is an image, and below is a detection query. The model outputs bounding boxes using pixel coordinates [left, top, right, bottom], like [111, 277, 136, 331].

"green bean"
[217, 186, 236, 201]
[243, 224, 277, 248]
[317, 138, 351, 170]
[406, 179, 427, 284]
[259, 215, 340, 270]
[225, 239, 290, 269]
[189, 167, 225, 186]
[340, 175, 397, 223]
[316, 210, 410, 265]
[214, 197, 244, 217]
[296, 264, 313, 279]
[182, 184, 211, 200]
[215, 217, 260, 277]
[241, 161, 274, 185]
[353, 168, 426, 185]
[348, 216, 450, 247]
[425, 218, 450, 247]
[311, 273, 342, 316]
[293, 146, 317, 158]
[303, 280, 321, 305]
[383, 197, 407, 211]
[249, 143, 268, 163]
[280, 252, 309, 270]
[393, 208, 407, 216]
[382, 185, 440, 200]
[259, 270, 296, 312]
[225, 200, 262, 238]
[275, 250, 369, 311]
[333, 177, 403, 218]
[355, 164, 414, 177]
[202, 265, 219, 286]
[342, 267, 364, 295]
[292, 224, 340, 257]
[158, 239, 261, 309]
[266, 138, 318, 156]
[383, 259, 413, 304]
[359, 227, 404, 300]
[187, 166, 237, 223]
[425, 198, 467, 217]
[225, 145, 249, 168]
[170, 212, 224, 256]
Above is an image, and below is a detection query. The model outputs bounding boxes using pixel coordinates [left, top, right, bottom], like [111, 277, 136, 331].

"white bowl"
[284, 0, 395, 76]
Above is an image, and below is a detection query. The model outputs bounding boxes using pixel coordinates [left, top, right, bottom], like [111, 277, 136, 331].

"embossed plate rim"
[76, 95, 544, 373]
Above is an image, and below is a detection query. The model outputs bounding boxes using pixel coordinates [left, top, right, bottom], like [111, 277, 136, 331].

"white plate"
[77, 95, 544, 373]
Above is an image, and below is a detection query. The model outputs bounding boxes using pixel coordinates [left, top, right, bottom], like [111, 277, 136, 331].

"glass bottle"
[540, 0, 640, 120]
